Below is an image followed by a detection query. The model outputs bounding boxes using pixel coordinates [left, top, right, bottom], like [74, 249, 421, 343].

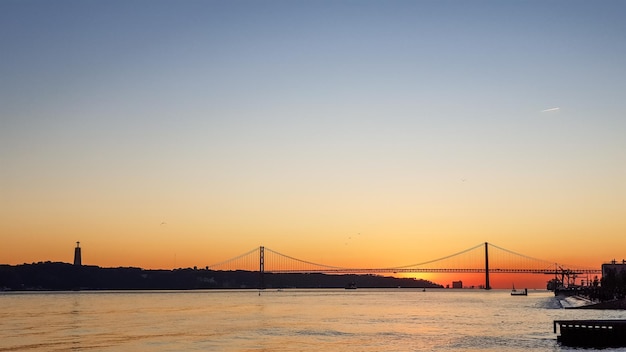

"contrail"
[541, 107, 560, 113]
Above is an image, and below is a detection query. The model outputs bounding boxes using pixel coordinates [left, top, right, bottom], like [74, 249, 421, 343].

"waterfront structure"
[555, 320, 626, 347]
[74, 242, 82, 266]
[452, 280, 463, 289]
[602, 260, 626, 277]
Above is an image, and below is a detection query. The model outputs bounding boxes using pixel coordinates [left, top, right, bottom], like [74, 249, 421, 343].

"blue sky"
[1, 0, 625, 270]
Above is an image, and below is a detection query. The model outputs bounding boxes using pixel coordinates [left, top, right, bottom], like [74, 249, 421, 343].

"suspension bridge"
[207, 242, 601, 289]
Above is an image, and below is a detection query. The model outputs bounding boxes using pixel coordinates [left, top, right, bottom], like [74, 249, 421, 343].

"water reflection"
[1, 290, 625, 351]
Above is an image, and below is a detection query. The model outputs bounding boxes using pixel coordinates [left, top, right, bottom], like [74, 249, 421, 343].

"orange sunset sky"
[1, 1, 625, 289]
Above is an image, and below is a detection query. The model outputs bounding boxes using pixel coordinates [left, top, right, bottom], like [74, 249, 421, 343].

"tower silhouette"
[74, 241, 82, 266]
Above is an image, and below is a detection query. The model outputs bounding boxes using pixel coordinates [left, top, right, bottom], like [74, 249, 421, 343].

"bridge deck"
[266, 268, 602, 274]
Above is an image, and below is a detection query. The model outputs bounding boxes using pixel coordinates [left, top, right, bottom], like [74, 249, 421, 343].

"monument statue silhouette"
[74, 241, 82, 266]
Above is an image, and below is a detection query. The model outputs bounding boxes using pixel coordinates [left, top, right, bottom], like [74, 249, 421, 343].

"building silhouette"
[602, 259, 626, 277]
[74, 241, 82, 266]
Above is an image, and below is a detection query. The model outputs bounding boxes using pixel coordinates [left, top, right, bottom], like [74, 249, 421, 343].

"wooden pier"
[554, 320, 626, 347]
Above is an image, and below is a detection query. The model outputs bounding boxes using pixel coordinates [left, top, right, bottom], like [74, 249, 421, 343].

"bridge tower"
[484, 242, 490, 290]
[259, 246, 265, 289]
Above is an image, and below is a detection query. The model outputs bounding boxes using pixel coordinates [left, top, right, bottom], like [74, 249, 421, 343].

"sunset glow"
[1, 1, 625, 290]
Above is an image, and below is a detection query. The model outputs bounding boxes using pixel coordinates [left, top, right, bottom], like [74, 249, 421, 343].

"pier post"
[484, 242, 491, 290]
[259, 246, 265, 289]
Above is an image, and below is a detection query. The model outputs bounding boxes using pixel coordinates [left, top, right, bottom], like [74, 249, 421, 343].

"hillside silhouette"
[0, 262, 443, 290]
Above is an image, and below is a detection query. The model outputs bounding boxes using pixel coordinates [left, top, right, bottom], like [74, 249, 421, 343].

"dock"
[554, 320, 626, 347]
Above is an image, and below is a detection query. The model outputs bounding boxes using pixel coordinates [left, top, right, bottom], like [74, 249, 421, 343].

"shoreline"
[558, 294, 626, 309]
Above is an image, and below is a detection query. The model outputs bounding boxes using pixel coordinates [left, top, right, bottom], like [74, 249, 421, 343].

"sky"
[1, 0, 625, 288]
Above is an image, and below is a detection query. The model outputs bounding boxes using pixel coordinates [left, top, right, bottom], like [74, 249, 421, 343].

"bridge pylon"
[259, 246, 265, 289]
[484, 242, 490, 290]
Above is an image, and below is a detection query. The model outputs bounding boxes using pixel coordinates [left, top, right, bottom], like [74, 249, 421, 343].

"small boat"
[511, 284, 528, 296]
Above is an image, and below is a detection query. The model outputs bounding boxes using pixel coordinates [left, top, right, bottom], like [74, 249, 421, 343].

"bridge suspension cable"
[264, 247, 348, 271]
[206, 242, 602, 278]
[206, 247, 259, 271]
[488, 242, 556, 271]
[391, 242, 485, 269]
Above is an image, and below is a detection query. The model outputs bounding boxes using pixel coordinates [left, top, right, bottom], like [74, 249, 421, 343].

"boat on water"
[511, 284, 528, 296]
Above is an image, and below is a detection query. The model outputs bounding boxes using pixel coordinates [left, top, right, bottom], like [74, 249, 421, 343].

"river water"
[1, 289, 625, 351]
